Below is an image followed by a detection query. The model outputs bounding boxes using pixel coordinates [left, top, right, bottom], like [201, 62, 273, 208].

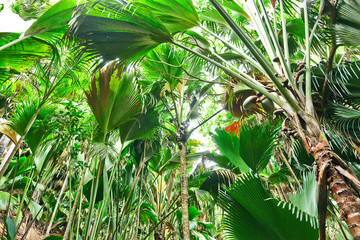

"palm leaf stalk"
[45, 172, 69, 236]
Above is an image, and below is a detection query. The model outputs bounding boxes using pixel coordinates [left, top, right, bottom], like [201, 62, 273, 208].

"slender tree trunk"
[179, 141, 190, 240]
[63, 169, 86, 240]
[46, 172, 69, 236]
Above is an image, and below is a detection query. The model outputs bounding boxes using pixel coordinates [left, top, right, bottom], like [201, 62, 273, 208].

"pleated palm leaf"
[8, 101, 55, 153]
[219, 173, 319, 240]
[135, 0, 200, 34]
[212, 120, 280, 173]
[84, 63, 142, 137]
[333, 0, 360, 46]
[70, 0, 173, 63]
[289, 170, 318, 217]
[199, 169, 237, 197]
[0, 0, 86, 52]
[142, 44, 185, 87]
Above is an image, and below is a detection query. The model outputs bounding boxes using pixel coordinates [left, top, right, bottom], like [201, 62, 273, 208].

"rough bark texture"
[179, 141, 190, 240]
[0, 134, 10, 157]
[313, 143, 360, 240]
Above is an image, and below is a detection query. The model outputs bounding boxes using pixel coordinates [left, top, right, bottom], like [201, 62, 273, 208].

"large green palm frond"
[119, 108, 159, 146]
[0, 33, 52, 81]
[85, 63, 142, 136]
[212, 120, 280, 173]
[334, 0, 360, 46]
[0, 0, 86, 52]
[8, 101, 55, 153]
[135, 0, 200, 34]
[219, 173, 319, 240]
[70, 0, 173, 64]
[312, 61, 360, 142]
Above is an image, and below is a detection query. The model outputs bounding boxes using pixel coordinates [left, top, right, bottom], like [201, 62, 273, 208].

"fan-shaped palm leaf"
[84, 63, 142, 136]
[70, 0, 173, 63]
[219, 173, 319, 240]
[119, 108, 159, 146]
[8, 102, 55, 153]
[212, 121, 280, 173]
[142, 44, 185, 86]
[135, 0, 199, 34]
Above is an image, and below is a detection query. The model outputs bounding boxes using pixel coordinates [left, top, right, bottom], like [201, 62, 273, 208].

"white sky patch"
[0, 0, 35, 33]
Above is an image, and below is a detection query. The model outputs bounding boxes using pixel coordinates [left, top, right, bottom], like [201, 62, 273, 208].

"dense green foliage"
[1, 0, 360, 239]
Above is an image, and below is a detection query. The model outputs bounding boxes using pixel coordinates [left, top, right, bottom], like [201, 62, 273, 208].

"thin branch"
[188, 108, 224, 138]
[143, 58, 228, 85]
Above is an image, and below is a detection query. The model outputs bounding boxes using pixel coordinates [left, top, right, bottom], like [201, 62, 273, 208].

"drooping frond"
[135, 0, 200, 34]
[70, 0, 173, 64]
[334, 0, 360, 46]
[0, 33, 52, 81]
[200, 170, 237, 197]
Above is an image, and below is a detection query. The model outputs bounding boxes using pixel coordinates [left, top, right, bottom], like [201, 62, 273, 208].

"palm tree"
[2, 0, 360, 238]
[61, 0, 360, 238]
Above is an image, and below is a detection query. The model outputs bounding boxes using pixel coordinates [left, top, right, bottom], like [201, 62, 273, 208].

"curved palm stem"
[207, 0, 301, 113]
[304, 0, 315, 116]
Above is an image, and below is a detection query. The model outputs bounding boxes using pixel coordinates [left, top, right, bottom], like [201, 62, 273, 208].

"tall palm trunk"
[310, 140, 360, 239]
[178, 141, 190, 240]
[298, 114, 360, 239]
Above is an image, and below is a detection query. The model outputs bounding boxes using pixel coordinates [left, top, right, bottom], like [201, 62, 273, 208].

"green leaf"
[0, 33, 51, 81]
[289, 171, 318, 217]
[212, 129, 249, 172]
[24, 0, 86, 41]
[0, 192, 12, 210]
[286, 18, 305, 38]
[212, 121, 279, 173]
[199, 9, 230, 27]
[219, 173, 319, 240]
[3, 216, 16, 240]
[85, 64, 142, 135]
[136, 0, 200, 33]
[119, 108, 159, 145]
[142, 44, 185, 86]
[268, 168, 291, 184]
[28, 200, 42, 220]
[8, 102, 55, 153]
[71, 1, 172, 63]
[200, 170, 237, 197]
[140, 202, 158, 224]
[188, 206, 200, 221]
